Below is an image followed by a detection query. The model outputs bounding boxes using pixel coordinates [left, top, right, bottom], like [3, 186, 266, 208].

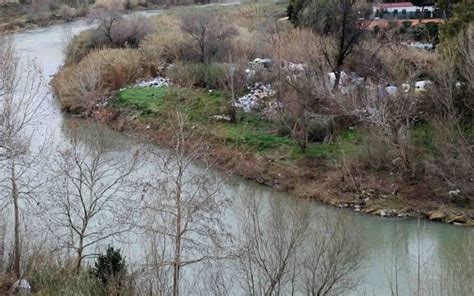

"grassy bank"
[116, 86, 357, 159]
[52, 1, 473, 225]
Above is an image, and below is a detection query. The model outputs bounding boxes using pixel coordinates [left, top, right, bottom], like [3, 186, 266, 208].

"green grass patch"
[214, 123, 294, 152]
[116, 86, 361, 159]
[116, 86, 227, 122]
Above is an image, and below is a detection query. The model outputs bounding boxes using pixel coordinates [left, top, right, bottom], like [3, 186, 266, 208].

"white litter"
[134, 77, 171, 88]
[234, 83, 275, 112]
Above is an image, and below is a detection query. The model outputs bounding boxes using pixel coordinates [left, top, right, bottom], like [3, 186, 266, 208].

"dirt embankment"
[90, 107, 474, 226]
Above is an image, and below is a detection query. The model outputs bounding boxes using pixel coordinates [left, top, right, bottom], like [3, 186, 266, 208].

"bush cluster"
[53, 48, 146, 112]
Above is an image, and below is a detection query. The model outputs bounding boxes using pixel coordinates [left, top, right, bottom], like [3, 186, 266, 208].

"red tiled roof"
[377, 2, 417, 9]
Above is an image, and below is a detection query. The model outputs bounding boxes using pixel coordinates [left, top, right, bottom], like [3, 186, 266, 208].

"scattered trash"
[234, 83, 275, 112]
[134, 77, 170, 88]
[8, 278, 31, 294]
[210, 115, 232, 122]
[448, 189, 461, 196]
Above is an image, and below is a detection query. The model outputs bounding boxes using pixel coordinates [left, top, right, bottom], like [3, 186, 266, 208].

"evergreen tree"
[90, 246, 127, 286]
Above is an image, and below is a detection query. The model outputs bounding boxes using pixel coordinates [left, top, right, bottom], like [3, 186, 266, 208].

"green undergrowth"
[116, 86, 227, 122]
[116, 86, 360, 161]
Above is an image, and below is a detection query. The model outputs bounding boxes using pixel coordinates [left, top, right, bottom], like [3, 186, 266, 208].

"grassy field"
[116, 86, 359, 161]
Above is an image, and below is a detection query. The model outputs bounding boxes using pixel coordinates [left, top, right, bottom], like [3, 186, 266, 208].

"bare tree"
[180, 11, 238, 63]
[235, 194, 364, 296]
[0, 39, 47, 279]
[88, 6, 122, 44]
[235, 194, 309, 295]
[301, 214, 364, 296]
[0, 211, 5, 271]
[45, 126, 139, 273]
[332, 45, 433, 176]
[136, 111, 231, 296]
[423, 27, 474, 201]
[268, 28, 333, 153]
[299, 0, 371, 90]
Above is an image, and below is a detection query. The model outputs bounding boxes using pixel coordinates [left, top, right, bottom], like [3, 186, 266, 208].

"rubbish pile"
[234, 83, 275, 112]
[134, 77, 171, 88]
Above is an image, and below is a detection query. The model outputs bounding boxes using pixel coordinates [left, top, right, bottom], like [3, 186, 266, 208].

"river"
[9, 9, 474, 296]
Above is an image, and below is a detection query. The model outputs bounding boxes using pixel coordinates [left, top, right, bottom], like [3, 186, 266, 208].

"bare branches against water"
[0, 37, 48, 279]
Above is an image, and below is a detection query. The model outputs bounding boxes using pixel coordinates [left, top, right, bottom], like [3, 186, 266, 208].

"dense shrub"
[63, 14, 152, 65]
[351, 128, 396, 172]
[57, 5, 77, 21]
[141, 33, 184, 63]
[180, 11, 239, 63]
[166, 62, 247, 91]
[64, 30, 100, 66]
[166, 62, 223, 89]
[53, 48, 145, 113]
[25, 250, 100, 295]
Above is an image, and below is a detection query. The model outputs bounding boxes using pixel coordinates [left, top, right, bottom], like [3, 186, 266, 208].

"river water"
[9, 9, 474, 296]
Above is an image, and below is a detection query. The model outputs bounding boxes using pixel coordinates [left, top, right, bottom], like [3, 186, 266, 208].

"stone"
[447, 215, 466, 224]
[427, 211, 446, 221]
[448, 189, 461, 196]
[210, 115, 232, 123]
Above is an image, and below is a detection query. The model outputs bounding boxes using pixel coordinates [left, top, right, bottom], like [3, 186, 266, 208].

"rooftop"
[376, 2, 430, 9]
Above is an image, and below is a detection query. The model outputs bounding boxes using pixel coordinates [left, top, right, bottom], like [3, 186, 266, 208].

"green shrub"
[90, 246, 133, 295]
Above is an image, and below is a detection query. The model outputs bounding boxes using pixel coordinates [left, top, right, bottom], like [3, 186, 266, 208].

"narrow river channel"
[10, 9, 474, 295]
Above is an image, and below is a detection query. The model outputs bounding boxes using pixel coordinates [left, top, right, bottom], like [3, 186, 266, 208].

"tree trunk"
[333, 70, 341, 90]
[76, 229, 86, 273]
[173, 178, 182, 296]
[11, 161, 21, 279]
[76, 246, 83, 274]
[333, 5, 349, 91]
[0, 217, 4, 271]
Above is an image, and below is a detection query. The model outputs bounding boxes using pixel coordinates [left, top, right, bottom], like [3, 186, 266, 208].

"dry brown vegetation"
[53, 48, 147, 113]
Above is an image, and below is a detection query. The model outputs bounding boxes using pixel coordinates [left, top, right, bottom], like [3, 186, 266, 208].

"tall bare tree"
[45, 125, 139, 273]
[235, 194, 364, 296]
[0, 38, 47, 279]
[180, 11, 238, 63]
[88, 6, 122, 44]
[299, 0, 370, 90]
[136, 111, 231, 296]
[0, 211, 5, 271]
[301, 214, 364, 296]
[235, 194, 309, 295]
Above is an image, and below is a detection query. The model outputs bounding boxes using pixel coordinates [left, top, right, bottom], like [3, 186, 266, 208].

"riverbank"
[85, 85, 473, 226]
[50, 2, 473, 226]
[1, 2, 170, 34]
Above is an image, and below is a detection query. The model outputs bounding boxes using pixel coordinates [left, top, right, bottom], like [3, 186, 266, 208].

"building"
[373, 1, 436, 19]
